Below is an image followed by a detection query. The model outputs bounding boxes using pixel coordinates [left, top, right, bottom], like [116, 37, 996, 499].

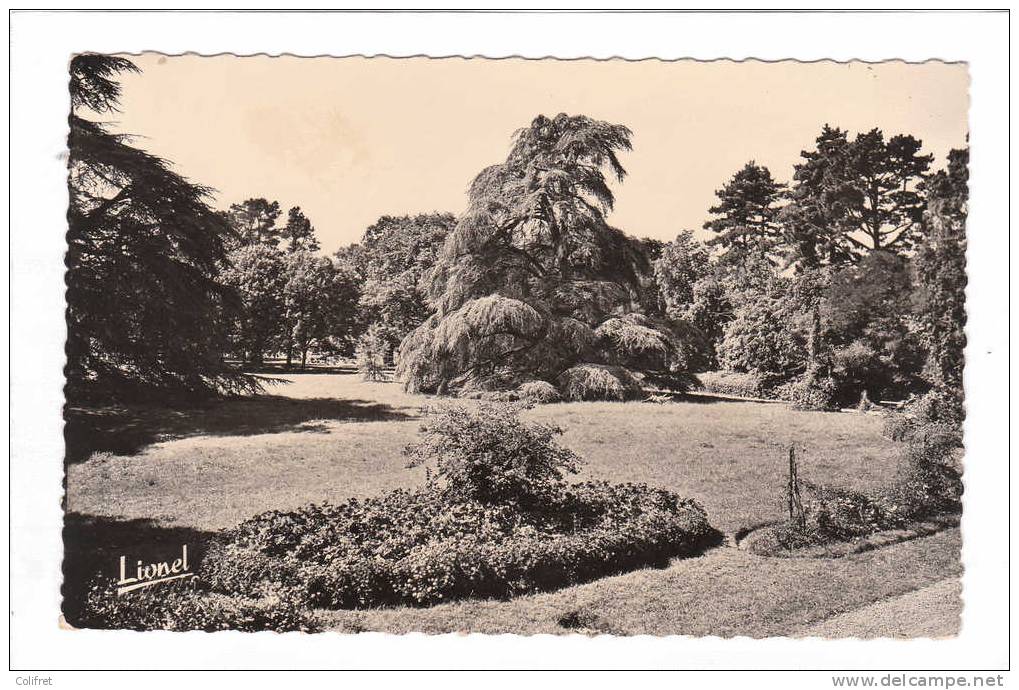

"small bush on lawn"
[557, 364, 643, 401]
[696, 371, 766, 398]
[355, 324, 389, 382]
[75, 576, 319, 632]
[209, 403, 717, 609]
[405, 403, 582, 506]
[516, 380, 562, 404]
[790, 370, 840, 411]
[882, 387, 965, 442]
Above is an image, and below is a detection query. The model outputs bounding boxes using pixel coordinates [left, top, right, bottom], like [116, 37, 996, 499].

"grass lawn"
[64, 370, 961, 636]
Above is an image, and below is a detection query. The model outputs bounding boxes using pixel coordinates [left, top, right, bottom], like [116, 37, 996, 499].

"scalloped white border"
[8, 8, 1010, 678]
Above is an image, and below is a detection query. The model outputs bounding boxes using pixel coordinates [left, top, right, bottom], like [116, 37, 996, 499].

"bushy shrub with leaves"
[406, 403, 581, 506]
[696, 370, 766, 398]
[882, 388, 965, 442]
[716, 299, 805, 376]
[355, 324, 389, 381]
[208, 404, 717, 609]
[74, 576, 318, 632]
[790, 370, 840, 411]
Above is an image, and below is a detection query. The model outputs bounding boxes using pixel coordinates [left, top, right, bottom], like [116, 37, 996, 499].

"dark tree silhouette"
[915, 147, 968, 401]
[66, 54, 254, 401]
[780, 125, 932, 268]
[225, 198, 283, 248]
[282, 206, 320, 253]
[703, 161, 785, 261]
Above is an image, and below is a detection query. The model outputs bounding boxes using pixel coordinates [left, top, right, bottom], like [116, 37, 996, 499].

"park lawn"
[318, 530, 961, 637]
[66, 372, 904, 533]
[64, 370, 960, 636]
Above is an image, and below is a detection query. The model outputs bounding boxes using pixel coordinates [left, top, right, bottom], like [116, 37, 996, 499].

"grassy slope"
[65, 371, 960, 636]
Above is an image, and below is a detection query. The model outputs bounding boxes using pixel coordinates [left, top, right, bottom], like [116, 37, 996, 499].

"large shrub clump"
[205, 404, 716, 608]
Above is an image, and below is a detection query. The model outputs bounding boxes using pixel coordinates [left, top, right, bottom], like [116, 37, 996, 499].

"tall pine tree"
[66, 54, 254, 400]
[703, 161, 784, 262]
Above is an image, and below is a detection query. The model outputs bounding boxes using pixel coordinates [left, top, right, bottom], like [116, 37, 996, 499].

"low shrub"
[556, 364, 643, 402]
[405, 403, 582, 507]
[882, 412, 915, 442]
[882, 388, 965, 442]
[355, 325, 389, 382]
[212, 481, 716, 609]
[912, 388, 965, 427]
[74, 576, 319, 632]
[516, 380, 562, 404]
[795, 483, 893, 543]
[696, 370, 766, 399]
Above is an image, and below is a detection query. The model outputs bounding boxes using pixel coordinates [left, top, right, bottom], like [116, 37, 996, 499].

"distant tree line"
[66, 55, 966, 414]
[651, 130, 967, 414]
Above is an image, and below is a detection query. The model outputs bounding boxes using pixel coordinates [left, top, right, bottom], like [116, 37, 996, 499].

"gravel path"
[798, 578, 961, 639]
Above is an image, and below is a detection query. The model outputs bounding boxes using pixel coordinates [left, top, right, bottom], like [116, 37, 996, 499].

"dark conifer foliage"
[397, 114, 695, 395]
[914, 147, 968, 402]
[703, 161, 785, 261]
[66, 54, 255, 401]
[781, 125, 933, 269]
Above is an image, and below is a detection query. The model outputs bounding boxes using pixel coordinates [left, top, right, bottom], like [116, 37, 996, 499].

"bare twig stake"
[788, 446, 805, 530]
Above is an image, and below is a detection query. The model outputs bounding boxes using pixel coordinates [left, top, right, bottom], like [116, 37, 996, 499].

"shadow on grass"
[65, 395, 417, 463]
[237, 362, 362, 376]
[62, 512, 221, 626]
[676, 391, 787, 405]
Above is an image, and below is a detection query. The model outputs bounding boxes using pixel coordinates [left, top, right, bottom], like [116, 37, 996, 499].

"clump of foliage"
[345, 213, 456, 353]
[696, 371, 767, 399]
[205, 404, 716, 609]
[397, 114, 697, 398]
[556, 364, 643, 402]
[516, 380, 562, 404]
[789, 369, 840, 411]
[75, 576, 318, 632]
[405, 404, 581, 506]
[355, 324, 390, 382]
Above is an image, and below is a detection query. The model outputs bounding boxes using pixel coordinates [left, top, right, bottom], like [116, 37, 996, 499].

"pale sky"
[109, 54, 969, 251]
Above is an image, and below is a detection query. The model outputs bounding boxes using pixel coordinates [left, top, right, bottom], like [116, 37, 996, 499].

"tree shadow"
[61, 512, 221, 626]
[675, 391, 786, 405]
[65, 395, 418, 464]
[238, 362, 363, 376]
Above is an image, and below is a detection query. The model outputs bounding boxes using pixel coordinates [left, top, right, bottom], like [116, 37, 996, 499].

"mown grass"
[318, 530, 961, 637]
[64, 370, 959, 636]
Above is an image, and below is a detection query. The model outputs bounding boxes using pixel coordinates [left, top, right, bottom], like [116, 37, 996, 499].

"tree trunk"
[300, 347, 308, 371]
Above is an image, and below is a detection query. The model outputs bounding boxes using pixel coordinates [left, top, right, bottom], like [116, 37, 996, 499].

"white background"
[6, 7, 1012, 682]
